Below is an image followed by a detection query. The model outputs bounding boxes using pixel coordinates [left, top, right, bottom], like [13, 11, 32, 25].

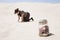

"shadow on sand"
[47, 33, 54, 37]
[39, 33, 54, 37]
[18, 20, 34, 23]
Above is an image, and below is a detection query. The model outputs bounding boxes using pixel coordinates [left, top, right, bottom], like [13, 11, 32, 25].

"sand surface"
[0, 3, 60, 40]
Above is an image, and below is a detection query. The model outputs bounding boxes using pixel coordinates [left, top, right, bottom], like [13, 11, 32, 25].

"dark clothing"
[23, 12, 30, 21]
[17, 11, 30, 22]
[17, 11, 22, 16]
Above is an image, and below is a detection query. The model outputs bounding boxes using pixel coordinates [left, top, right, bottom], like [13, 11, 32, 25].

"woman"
[14, 8, 34, 22]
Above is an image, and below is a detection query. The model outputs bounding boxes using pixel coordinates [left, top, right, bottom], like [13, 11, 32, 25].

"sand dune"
[0, 3, 60, 40]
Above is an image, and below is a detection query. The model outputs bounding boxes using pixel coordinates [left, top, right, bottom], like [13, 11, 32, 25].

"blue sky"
[0, 0, 60, 3]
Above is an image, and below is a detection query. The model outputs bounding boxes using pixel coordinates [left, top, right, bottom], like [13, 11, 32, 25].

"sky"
[0, 0, 60, 3]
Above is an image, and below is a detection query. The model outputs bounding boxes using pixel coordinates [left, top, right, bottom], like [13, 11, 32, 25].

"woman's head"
[14, 8, 19, 14]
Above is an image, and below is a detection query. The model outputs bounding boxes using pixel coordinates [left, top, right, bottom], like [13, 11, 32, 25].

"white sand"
[0, 3, 60, 40]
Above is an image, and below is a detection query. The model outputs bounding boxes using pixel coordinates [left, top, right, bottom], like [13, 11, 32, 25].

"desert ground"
[0, 3, 60, 40]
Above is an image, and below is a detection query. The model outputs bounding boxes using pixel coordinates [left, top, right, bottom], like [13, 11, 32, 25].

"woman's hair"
[14, 8, 19, 14]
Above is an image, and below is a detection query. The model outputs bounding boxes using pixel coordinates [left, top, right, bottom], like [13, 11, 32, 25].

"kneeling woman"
[14, 8, 34, 22]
